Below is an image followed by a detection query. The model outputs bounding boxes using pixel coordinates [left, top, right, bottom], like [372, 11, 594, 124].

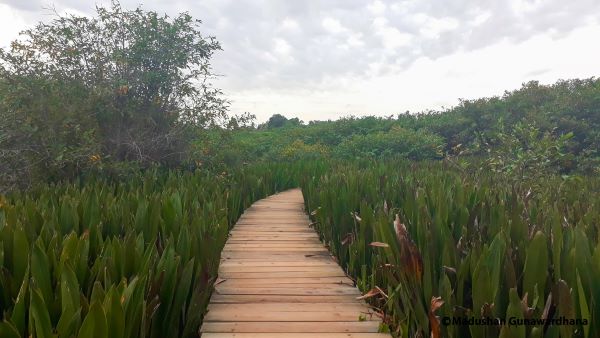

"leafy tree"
[482, 121, 574, 182]
[265, 114, 289, 129]
[0, 1, 226, 189]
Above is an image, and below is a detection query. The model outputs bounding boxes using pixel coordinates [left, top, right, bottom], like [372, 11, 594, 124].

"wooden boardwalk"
[200, 189, 391, 338]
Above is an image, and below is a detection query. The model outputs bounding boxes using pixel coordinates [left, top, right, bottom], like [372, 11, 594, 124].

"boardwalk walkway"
[200, 189, 391, 338]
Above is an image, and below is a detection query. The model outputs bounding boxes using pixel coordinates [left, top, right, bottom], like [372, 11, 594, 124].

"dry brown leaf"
[369, 241, 390, 248]
[375, 286, 389, 299]
[429, 296, 445, 338]
[356, 288, 381, 300]
[341, 233, 354, 246]
[394, 214, 423, 281]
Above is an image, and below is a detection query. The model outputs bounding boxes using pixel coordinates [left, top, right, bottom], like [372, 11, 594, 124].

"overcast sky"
[1, 0, 600, 122]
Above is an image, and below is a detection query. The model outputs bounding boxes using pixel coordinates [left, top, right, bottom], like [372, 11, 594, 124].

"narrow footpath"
[200, 189, 391, 338]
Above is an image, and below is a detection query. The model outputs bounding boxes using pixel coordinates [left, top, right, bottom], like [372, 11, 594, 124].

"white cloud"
[367, 0, 387, 15]
[322, 17, 346, 34]
[413, 14, 459, 38]
[510, 0, 545, 14]
[346, 33, 364, 47]
[470, 11, 492, 26]
[372, 17, 412, 50]
[273, 38, 291, 56]
[281, 17, 300, 31]
[0, 4, 28, 48]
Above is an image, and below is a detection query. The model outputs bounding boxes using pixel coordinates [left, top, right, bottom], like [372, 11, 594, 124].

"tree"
[265, 114, 289, 129]
[0, 1, 226, 189]
[482, 121, 574, 183]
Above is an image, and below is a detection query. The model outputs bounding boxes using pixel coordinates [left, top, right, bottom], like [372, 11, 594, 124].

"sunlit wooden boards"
[200, 189, 391, 338]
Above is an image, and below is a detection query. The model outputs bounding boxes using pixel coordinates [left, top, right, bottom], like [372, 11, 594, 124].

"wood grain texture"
[200, 189, 390, 337]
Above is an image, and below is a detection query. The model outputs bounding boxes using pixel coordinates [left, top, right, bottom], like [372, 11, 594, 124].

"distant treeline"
[201, 78, 599, 175]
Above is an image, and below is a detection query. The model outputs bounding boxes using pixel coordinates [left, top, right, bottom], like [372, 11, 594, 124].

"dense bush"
[334, 126, 444, 160]
[0, 2, 226, 191]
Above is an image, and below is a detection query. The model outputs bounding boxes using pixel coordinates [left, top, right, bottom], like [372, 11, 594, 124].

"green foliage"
[446, 79, 600, 171]
[334, 126, 444, 160]
[261, 113, 303, 129]
[192, 115, 446, 167]
[193, 78, 600, 172]
[0, 1, 226, 190]
[279, 140, 329, 161]
[481, 122, 575, 182]
[300, 159, 600, 337]
[0, 163, 304, 337]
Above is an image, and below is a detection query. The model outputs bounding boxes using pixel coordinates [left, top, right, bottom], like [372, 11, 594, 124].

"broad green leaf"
[557, 279, 575, 338]
[78, 301, 107, 338]
[165, 258, 194, 337]
[31, 240, 53, 309]
[10, 265, 29, 336]
[499, 288, 525, 338]
[29, 288, 53, 338]
[103, 287, 125, 338]
[57, 264, 80, 337]
[576, 270, 590, 338]
[12, 226, 29, 286]
[523, 231, 548, 303]
[0, 320, 21, 338]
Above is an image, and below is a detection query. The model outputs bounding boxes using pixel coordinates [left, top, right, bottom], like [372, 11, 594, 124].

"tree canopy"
[0, 1, 227, 189]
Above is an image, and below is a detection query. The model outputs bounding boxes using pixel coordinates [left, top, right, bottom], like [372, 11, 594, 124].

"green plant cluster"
[0, 163, 303, 338]
[301, 160, 600, 338]
[195, 78, 600, 174]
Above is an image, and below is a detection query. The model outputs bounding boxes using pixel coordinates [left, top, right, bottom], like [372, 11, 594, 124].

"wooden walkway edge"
[200, 189, 391, 338]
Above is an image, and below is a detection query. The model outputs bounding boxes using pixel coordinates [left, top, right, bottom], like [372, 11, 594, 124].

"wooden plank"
[229, 231, 317, 236]
[209, 294, 364, 304]
[201, 334, 389, 338]
[220, 261, 337, 267]
[215, 287, 360, 295]
[217, 278, 354, 287]
[230, 231, 314, 236]
[227, 237, 323, 246]
[223, 244, 326, 249]
[217, 283, 355, 289]
[218, 271, 347, 278]
[207, 303, 371, 312]
[226, 235, 316, 239]
[204, 309, 377, 322]
[234, 225, 311, 228]
[200, 321, 381, 333]
[224, 239, 320, 244]
[217, 276, 350, 283]
[219, 266, 344, 273]
[231, 228, 314, 232]
[222, 248, 328, 253]
[236, 220, 309, 224]
[220, 259, 338, 265]
[220, 254, 332, 261]
[238, 216, 308, 219]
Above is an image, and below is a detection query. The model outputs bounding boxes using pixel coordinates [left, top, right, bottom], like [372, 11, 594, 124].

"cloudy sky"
[1, 0, 600, 122]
